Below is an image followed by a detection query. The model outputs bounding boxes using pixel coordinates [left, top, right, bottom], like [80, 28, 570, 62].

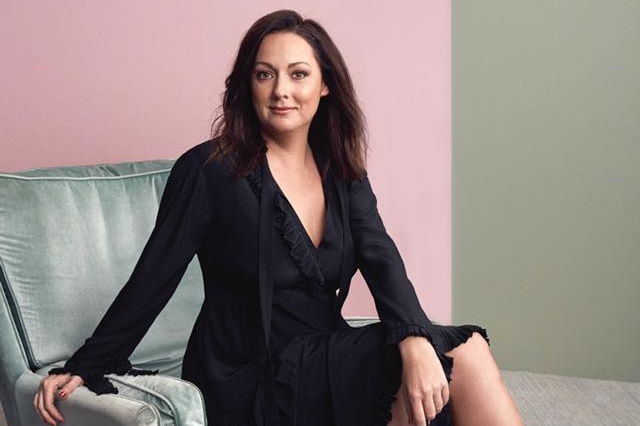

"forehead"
[255, 32, 319, 66]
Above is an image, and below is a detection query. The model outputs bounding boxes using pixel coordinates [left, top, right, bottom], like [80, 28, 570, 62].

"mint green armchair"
[0, 160, 207, 425]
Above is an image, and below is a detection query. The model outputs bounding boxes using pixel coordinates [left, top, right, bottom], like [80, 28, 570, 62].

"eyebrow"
[254, 61, 311, 69]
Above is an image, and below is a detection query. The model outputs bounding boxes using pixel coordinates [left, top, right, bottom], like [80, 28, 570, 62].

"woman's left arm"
[349, 174, 448, 424]
[349, 174, 432, 340]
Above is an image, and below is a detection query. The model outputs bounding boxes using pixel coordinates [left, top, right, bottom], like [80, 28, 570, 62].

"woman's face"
[251, 32, 329, 141]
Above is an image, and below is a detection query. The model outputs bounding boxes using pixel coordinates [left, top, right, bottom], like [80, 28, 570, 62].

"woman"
[34, 10, 522, 426]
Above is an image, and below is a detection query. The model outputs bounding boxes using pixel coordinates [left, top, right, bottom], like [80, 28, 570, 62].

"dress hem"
[376, 324, 489, 426]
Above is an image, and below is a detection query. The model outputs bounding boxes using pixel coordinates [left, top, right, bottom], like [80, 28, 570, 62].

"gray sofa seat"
[503, 370, 640, 426]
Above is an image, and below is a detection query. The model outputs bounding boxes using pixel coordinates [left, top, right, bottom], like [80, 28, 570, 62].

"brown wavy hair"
[209, 9, 367, 181]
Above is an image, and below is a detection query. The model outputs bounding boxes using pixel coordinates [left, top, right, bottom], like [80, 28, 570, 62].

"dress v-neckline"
[265, 156, 328, 252]
[280, 186, 329, 252]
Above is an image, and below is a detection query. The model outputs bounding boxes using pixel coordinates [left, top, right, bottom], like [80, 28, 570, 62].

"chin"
[264, 123, 305, 136]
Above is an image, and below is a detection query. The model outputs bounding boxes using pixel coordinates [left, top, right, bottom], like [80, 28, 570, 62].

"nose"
[272, 75, 290, 100]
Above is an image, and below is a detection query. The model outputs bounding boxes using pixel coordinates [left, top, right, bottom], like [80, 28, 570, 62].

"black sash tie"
[254, 159, 280, 426]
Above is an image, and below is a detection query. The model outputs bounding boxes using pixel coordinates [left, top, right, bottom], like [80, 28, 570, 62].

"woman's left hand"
[398, 336, 449, 425]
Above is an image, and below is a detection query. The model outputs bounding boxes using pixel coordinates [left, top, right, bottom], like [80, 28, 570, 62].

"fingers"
[401, 387, 432, 425]
[35, 374, 71, 425]
[35, 385, 59, 425]
[401, 382, 415, 424]
[403, 383, 450, 425]
[425, 388, 445, 422]
[441, 381, 450, 407]
[407, 390, 428, 426]
[58, 375, 84, 399]
[33, 391, 48, 424]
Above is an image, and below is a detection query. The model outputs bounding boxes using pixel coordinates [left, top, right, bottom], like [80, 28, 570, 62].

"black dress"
[50, 141, 488, 426]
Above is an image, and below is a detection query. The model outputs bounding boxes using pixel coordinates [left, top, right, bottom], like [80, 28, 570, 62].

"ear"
[321, 83, 329, 97]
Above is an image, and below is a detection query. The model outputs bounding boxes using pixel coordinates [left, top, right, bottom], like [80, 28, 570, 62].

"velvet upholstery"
[0, 160, 206, 426]
[15, 372, 163, 426]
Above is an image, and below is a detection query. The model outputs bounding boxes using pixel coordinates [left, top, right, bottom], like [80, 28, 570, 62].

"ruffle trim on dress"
[246, 159, 326, 292]
[385, 323, 456, 377]
[387, 321, 489, 347]
[246, 164, 263, 198]
[375, 324, 490, 425]
[273, 193, 326, 289]
[385, 323, 489, 378]
[370, 344, 403, 426]
[247, 161, 329, 293]
[49, 359, 158, 395]
[386, 323, 436, 346]
[436, 324, 490, 350]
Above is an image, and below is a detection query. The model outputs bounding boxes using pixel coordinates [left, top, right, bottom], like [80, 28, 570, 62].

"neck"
[263, 131, 313, 170]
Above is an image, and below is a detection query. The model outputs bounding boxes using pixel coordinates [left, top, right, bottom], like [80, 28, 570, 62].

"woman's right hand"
[34, 373, 85, 425]
[398, 336, 449, 425]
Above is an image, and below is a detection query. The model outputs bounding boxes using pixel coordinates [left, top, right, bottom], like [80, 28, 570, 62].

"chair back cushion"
[0, 160, 204, 371]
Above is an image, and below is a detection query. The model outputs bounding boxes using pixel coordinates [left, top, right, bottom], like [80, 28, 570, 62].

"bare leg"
[388, 332, 522, 425]
[446, 332, 522, 426]
[388, 388, 409, 426]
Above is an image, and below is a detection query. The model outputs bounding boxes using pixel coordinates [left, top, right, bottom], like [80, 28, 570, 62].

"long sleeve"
[49, 150, 212, 393]
[349, 175, 436, 345]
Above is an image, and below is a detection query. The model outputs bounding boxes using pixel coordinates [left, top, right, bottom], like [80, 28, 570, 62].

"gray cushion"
[503, 370, 640, 425]
[0, 160, 204, 372]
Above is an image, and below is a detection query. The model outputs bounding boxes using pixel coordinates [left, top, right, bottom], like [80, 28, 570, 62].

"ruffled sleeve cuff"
[385, 324, 435, 346]
[48, 359, 159, 395]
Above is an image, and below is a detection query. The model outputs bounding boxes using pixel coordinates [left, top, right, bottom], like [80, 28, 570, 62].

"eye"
[255, 70, 274, 80]
[291, 70, 308, 79]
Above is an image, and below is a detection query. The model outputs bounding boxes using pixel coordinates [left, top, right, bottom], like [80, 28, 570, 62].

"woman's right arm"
[348, 174, 448, 424]
[34, 148, 213, 425]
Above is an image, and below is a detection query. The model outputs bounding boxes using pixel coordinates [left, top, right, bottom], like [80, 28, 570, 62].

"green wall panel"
[453, 0, 640, 381]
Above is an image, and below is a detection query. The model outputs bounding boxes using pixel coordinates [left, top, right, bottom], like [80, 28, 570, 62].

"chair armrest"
[105, 372, 206, 425]
[15, 371, 161, 426]
[18, 368, 207, 426]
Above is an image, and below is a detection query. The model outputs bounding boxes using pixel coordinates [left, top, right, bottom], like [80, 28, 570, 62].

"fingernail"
[60, 392, 66, 399]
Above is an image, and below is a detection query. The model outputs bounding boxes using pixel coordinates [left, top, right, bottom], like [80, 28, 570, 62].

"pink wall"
[0, 1, 451, 323]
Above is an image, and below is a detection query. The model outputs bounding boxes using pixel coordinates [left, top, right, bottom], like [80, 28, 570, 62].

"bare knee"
[445, 333, 523, 425]
[447, 332, 490, 359]
[447, 332, 500, 381]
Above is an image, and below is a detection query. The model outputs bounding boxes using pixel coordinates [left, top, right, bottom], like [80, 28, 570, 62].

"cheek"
[297, 85, 323, 106]
[251, 83, 269, 105]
